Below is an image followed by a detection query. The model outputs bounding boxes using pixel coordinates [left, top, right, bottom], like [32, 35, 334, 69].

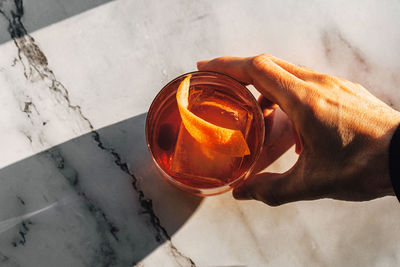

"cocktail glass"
[146, 71, 265, 196]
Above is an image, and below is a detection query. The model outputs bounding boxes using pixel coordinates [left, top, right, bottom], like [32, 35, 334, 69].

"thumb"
[233, 171, 309, 206]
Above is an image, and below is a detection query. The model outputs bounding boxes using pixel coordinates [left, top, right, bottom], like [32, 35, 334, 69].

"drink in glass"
[146, 71, 265, 196]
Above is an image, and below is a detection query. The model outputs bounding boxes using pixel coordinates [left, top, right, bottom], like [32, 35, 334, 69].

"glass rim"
[145, 70, 265, 195]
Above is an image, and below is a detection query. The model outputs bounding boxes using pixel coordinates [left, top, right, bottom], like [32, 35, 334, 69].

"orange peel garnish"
[176, 74, 250, 157]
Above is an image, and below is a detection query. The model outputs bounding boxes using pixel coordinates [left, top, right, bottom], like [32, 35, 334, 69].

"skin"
[197, 54, 400, 206]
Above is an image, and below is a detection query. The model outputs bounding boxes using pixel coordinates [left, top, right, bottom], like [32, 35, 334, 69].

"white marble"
[1, 0, 400, 266]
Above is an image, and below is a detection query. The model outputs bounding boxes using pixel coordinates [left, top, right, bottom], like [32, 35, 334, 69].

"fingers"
[198, 54, 316, 81]
[233, 171, 316, 206]
[267, 56, 316, 80]
[197, 57, 253, 84]
[197, 54, 307, 114]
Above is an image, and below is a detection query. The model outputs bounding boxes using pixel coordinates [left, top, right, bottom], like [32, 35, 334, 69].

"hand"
[197, 54, 400, 206]
[251, 97, 301, 175]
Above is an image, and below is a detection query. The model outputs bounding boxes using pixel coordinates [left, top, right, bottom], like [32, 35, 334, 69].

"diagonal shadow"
[0, 113, 202, 266]
[0, 0, 113, 44]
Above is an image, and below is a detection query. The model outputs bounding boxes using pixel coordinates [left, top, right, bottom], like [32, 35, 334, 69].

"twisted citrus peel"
[176, 74, 250, 157]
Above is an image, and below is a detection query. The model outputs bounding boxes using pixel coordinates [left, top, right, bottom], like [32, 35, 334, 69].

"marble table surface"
[1, 0, 400, 266]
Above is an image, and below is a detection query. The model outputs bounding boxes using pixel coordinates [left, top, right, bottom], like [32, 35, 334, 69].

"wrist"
[364, 110, 400, 198]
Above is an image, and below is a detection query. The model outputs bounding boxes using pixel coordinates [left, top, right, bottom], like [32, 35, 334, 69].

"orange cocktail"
[146, 71, 264, 196]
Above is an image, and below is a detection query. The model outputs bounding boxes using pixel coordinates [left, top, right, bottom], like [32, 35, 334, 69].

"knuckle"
[312, 73, 335, 85]
[215, 56, 230, 64]
[251, 54, 273, 70]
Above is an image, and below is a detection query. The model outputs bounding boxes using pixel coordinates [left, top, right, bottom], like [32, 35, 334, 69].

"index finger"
[197, 55, 307, 115]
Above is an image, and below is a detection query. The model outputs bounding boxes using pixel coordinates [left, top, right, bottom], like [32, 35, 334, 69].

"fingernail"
[196, 60, 208, 69]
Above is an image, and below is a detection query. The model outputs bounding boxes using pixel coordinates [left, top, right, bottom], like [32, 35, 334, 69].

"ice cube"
[170, 92, 253, 187]
[170, 125, 237, 184]
[190, 89, 253, 138]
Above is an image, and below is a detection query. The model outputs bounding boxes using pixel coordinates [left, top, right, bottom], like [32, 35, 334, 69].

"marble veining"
[1, 0, 195, 266]
[321, 29, 370, 74]
[319, 28, 400, 111]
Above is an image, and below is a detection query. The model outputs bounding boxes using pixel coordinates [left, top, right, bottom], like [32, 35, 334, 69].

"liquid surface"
[152, 86, 257, 188]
